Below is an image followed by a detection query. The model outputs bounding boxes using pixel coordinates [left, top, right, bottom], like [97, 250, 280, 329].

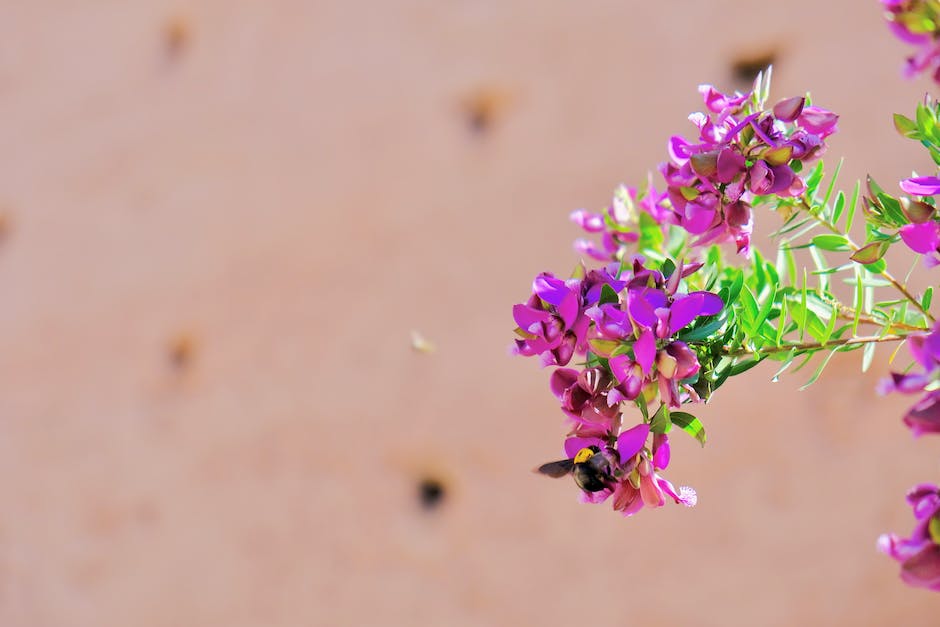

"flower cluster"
[879, 322, 940, 435]
[514, 256, 722, 514]
[878, 483, 940, 590]
[881, 0, 940, 82]
[897, 179, 940, 264]
[659, 85, 837, 255]
[561, 425, 697, 516]
[570, 183, 669, 262]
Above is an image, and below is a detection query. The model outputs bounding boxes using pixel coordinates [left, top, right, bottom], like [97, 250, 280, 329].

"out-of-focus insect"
[536, 445, 613, 492]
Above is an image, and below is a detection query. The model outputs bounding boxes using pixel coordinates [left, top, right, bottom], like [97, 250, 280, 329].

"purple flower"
[901, 176, 940, 196]
[628, 288, 724, 340]
[570, 185, 667, 262]
[879, 322, 940, 436]
[878, 483, 940, 591]
[882, 1, 940, 82]
[610, 432, 697, 517]
[899, 221, 940, 255]
[513, 269, 625, 366]
[512, 273, 588, 366]
[659, 85, 837, 256]
[550, 367, 620, 437]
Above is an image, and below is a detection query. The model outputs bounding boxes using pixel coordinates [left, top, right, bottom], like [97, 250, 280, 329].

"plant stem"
[798, 198, 935, 324]
[722, 333, 907, 359]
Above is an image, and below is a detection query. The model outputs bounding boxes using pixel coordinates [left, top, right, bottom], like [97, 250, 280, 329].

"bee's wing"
[535, 459, 574, 478]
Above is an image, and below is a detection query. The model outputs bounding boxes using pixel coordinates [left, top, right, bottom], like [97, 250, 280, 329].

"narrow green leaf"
[800, 270, 808, 342]
[832, 190, 847, 224]
[799, 348, 840, 391]
[771, 349, 797, 382]
[805, 162, 825, 198]
[670, 411, 707, 447]
[821, 303, 838, 345]
[776, 298, 788, 346]
[812, 234, 851, 251]
[862, 341, 876, 373]
[753, 282, 777, 334]
[821, 158, 843, 211]
[924, 286, 934, 311]
[844, 180, 860, 236]
[894, 113, 920, 139]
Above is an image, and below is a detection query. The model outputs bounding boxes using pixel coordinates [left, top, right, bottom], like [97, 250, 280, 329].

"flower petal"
[668, 293, 705, 334]
[564, 436, 605, 459]
[901, 176, 940, 197]
[900, 222, 940, 255]
[616, 423, 650, 461]
[634, 328, 656, 375]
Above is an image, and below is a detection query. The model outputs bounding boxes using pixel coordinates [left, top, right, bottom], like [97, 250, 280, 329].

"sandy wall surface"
[0, 1, 938, 625]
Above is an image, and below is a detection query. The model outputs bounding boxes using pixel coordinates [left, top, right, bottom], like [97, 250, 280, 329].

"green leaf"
[821, 158, 843, 210]
[798, 348, 840, 391]
[894, 113, 920, 139]
[670, 411, 707, 447]
[865, 258, 888, 274]
[851, 240, 890, 265]
[729, 357, 763, 376]
[752, 282, 777, 335]
[924, 287, 934, 311]
[739, 285, 760, 328]
[678, 311, 727, 342]
[805, 162, 825, 198]
[812, 234, 851, 251]
[649, 403, 671, 434]
[862, 341, 876, 373]
[599, 284, 620, 306]
[844, 181, 860, 236]
[832, 191, 846, 224]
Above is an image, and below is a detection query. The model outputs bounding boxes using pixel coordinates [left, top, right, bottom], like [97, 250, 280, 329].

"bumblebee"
[536, 445, 612, 492]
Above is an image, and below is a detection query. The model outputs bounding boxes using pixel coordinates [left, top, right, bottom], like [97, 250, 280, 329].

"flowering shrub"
[513, 37, 940, 590]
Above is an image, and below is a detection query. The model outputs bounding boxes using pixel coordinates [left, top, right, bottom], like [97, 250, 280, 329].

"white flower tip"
[678, 486, 697, 507]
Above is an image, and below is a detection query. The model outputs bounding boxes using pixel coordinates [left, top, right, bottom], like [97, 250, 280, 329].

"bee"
[536, 445, 612, 492]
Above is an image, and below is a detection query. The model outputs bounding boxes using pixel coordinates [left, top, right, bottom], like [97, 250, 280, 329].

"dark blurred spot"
[730, 50, 777, 85]
[461, 87, 512, 135]
[418, 477, 446, 510]
[168, 333, 196, 370]
[164, 15, 191, 60]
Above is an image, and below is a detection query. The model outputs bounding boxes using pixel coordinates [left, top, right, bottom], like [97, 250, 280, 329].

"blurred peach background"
[1, 1, 940, 625]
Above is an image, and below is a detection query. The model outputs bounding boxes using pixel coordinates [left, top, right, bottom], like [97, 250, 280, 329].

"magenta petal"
[616, 423, 650, 460]
[513, 304, 551, 330]
[564, 436, 605, 459]
[634, 328, 656, 375]
[683, 206, 717, 234]
[900, 176, 940, 197]
[608, 354, 630, 384]
[556, 290, 580, 328]
[549, 368, 579, 400]
[691, 291, 723, 315]
[772, 96, 805, 122]
[668, 293, 705, 334]
[716, 148, 746, 184]
[570, 209, 605, 233]
[901, 545, 940, 590]
[533, 274, 569, 305]
[653, 437, 671, 470]
[628, 293, 658, 328]
[900, 223, 940, 254]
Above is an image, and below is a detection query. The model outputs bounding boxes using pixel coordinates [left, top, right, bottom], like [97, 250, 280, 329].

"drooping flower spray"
[514, 40, 940, 593]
